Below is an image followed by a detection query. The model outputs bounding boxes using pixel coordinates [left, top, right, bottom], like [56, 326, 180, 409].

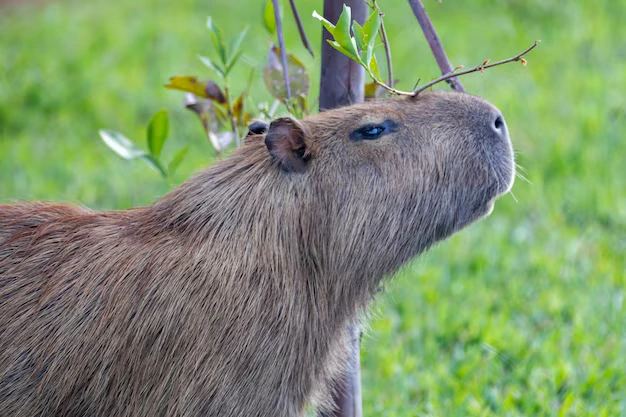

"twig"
[363, 41, 540, 96]
[272, 0, 291, 99]
[412, 40, 540, 95]
[370, 77, 413, 96]
[372, 0, 393, 88]
[407, 0, 465, 92]
[289, 0, 315, 58]
[223, 85, 241, 146]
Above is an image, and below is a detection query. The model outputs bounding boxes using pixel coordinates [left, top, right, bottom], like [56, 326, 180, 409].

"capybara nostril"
[493, 114, 506, 136]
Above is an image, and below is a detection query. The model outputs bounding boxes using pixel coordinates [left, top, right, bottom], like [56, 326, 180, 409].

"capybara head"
[258, 91, 513, 278]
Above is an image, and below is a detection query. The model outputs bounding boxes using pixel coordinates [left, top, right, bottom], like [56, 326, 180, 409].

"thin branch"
[364, 41, 540, 96]
[372, 0, 393, 88]
[289, 0, 315, 58]
[412, 40, 540, 95]
[272, 0, 291, 99]
[407, 0, 465, 92]
[222, 84, 241, 146]
[371, 77, 413, 96]
[379, 22, 393, 88]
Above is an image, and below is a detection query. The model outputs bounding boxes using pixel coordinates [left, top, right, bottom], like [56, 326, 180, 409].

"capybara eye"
[350, 120, 398, 141]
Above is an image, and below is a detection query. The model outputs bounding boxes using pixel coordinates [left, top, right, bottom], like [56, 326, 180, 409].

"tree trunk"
[317, 322, 363, 417]
[318, 2, 366, 416]
[319, 0, 367, 111]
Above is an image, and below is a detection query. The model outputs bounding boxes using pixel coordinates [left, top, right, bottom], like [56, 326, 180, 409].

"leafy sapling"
[99, 110, 188, 181]
[313, 3, 540, 96]
[166, 17, 251, 150]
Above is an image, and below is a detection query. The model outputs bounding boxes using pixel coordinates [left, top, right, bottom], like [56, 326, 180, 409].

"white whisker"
[514, 163, 529, 174]
[515, 171, 532, 184]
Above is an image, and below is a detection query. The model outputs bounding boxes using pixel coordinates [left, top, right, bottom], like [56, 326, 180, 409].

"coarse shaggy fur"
[0, 92, 514, 417]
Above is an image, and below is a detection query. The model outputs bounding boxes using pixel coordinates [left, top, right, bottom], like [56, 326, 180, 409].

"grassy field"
[1, 0, 625, 415]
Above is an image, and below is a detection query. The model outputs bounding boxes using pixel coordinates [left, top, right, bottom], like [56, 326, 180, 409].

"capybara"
[0, 92, 514, 416]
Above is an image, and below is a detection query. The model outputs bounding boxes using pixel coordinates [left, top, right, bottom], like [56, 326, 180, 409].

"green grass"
[1, 0, 625, 415]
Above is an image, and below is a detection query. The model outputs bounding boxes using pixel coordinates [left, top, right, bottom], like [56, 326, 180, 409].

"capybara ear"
[246, 120, 269, 136]
[264, 117, 309, 173]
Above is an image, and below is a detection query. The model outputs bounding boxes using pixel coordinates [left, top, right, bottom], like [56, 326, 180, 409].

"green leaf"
[168, 146, 189, 178]
[164, 76, 225, 104]
[198, 55, 225, 78]
[369, 54, 381, 80]
[225, 48, 244, 76]
[264, 0, 276, 34]
[147, 110, 169, 159]
[312, 10, 335, 34]
[140, 154, 167, 178]
[333, 5, 360, 59]
[206, 17, 227, 66]
[225, 26, 248, 75]
[362, 10, 381, 49]
[334, 5, 352, 46]
[326, 40, 360, 62]
[99, 130, 146, 160]
[165, 75, 207, 97]
[262, 46, 311, 100]
[353, 21, 366, 52]
[99, 130, 167, 177]
[362, 11, 381, 67]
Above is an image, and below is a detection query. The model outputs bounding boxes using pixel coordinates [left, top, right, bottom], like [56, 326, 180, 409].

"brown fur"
[0, 92, 514, 417]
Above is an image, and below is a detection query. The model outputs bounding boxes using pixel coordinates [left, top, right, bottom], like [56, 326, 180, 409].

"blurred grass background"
[1, 0, 625, 415]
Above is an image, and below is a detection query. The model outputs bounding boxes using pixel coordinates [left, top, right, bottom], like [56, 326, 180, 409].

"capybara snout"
[421, 93, 515, 199]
